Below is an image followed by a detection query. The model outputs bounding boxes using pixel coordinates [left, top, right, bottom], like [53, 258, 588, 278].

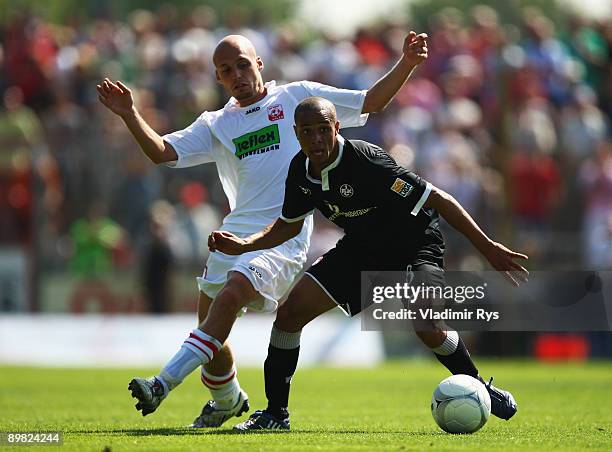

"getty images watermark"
[371, 281, 496, 321]
[360, 270, 612, 332]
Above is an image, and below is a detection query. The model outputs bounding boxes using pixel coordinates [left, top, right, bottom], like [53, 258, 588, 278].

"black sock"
[435, 337, 479, 378]
[264, 344, 299, 419]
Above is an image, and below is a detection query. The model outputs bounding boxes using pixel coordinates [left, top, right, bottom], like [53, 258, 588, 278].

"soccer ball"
[431, 374, 491, 434]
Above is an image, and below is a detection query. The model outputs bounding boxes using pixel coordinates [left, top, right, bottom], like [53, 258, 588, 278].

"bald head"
[212, 34, 265, 105]
[213, 35, 257, 63]
[294, 97, 337, 125]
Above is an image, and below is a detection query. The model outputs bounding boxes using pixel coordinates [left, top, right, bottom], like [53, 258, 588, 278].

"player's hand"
[96, 78, 135, 118]
[208, 231, 249, 255]
[482, 241, 529, 287]
[402, 31, 428, 67]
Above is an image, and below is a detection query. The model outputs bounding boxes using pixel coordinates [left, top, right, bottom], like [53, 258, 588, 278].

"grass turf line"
[1, 360, 611, 451]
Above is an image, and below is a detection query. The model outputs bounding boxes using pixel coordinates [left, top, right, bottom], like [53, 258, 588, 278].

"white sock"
[431, 330, 459, 356]
[201, 366, 242, 409]
[158, 329, 222, 392]
[270, 325, 302, 349]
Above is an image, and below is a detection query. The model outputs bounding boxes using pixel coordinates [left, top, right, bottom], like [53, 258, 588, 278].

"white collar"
[305, 135, 345, 191]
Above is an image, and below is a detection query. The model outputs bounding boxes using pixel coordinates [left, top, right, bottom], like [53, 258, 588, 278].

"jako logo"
[248, 265, 262, 278]
[245, 106, 260, 115]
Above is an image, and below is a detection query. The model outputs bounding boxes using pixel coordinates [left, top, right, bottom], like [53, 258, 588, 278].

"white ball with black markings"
[431, 374, 491, 434]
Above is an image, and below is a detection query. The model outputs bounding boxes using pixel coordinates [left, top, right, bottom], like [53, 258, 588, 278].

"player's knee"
[275, 297, 308, 332]
[413, 319, 434, 333]
[415, 328, 441, 341]
[414, 320, 446, 348]
[215, 273, 257, 313]
[413, 319, 444, 333]
[215, 285, 249, 314]
[274, 303, 293, 330]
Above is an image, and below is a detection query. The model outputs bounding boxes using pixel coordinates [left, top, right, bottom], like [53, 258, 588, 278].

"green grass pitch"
[1, 360, 611, 451]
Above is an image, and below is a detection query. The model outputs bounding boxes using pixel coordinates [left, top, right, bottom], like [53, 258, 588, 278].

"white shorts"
[196, 234, 309, 313]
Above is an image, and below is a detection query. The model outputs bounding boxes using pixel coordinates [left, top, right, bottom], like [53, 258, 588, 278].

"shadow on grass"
[71, 428, 442, 437]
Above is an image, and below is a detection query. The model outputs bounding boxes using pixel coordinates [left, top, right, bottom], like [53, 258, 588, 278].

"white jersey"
[163, 80, 368, 236]
[163, 80, 367, 310]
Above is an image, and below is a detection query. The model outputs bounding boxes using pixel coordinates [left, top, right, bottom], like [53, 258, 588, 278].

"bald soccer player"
[97, 33, 429, 427]
[209, 97, 525, 430]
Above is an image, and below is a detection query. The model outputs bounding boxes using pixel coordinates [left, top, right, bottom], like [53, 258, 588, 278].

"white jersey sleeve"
[301, 81, 369, 128]
[162, 112, 215, 168]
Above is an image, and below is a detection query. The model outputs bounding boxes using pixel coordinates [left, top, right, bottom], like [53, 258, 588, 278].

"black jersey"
[281, 137, 443, 256]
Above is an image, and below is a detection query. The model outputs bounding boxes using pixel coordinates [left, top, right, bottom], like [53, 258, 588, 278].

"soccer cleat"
[128, 377, 167, 416]
[189, 390, 250, 428]
[482, 376, 518, 420]
[233, 409, 290, 431]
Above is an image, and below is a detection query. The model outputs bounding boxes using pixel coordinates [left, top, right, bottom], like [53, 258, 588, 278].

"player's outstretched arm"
[96, 78, 177, 164]
[424, 186, 529, 287]
[208, 218, 304, 255]
[361, 31, 428, 113]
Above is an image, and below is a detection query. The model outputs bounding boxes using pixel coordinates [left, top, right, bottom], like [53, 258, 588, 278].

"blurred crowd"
[0, 4, 611, 311]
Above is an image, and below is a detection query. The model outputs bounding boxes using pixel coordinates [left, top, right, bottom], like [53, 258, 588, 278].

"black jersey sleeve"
[358, 142, 432, 216]
[280, 162, 315, 223]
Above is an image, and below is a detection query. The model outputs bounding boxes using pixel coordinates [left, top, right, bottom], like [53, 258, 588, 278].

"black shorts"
[305, 237, 445, 317]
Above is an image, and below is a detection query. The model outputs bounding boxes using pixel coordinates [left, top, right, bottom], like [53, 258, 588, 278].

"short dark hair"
[294, 96, 337, 124]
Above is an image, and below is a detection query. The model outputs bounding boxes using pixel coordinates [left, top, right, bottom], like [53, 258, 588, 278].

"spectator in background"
[265, 29, 308, 83]
[142, 200, 174, 314]
[0, 86, 62, 246]
[168, 182, 222, 266]
[560, 85, 608, 163]
[3, 15, 53, 110]
[110, 88, 166, 246]
[565, 13, 609, 89]
[0, 87, 36, 244]
[69, 201, 127, 278]
[509, 94, 562, 262]
[579, 140, 612, 268]
[509, 146, 561, 264]
[510, 148, 561, 226]
[40, 85, 89, 226]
